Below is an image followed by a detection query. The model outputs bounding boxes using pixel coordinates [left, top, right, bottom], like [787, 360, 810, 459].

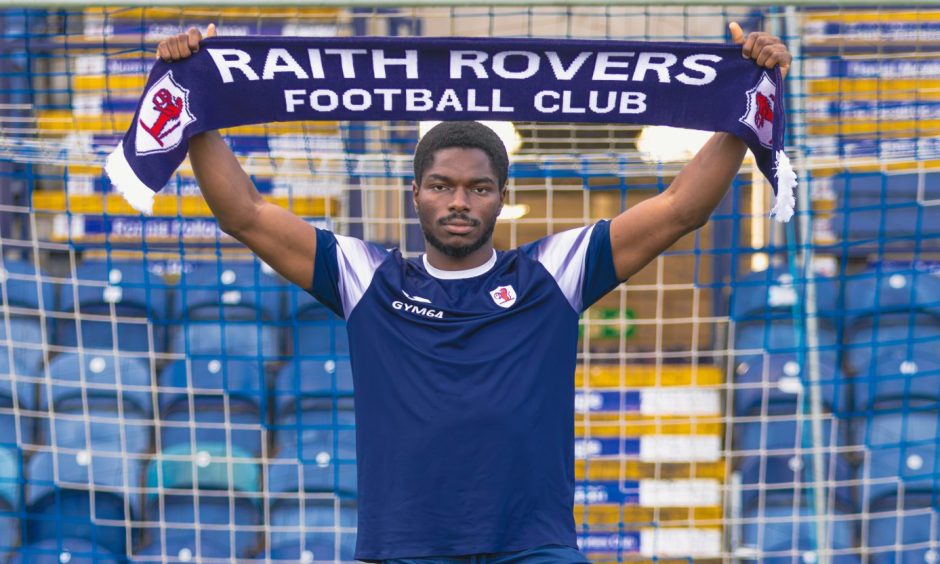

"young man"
[159, 23, 790, 563]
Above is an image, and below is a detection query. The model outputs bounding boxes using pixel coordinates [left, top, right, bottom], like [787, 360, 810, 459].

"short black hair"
[413, 121, 509, 190]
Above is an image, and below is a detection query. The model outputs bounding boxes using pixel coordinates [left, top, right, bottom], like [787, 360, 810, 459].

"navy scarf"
[106, 36, 796, 221]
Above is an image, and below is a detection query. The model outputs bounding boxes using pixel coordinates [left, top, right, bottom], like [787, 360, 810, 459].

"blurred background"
[0, 2, 938, 562]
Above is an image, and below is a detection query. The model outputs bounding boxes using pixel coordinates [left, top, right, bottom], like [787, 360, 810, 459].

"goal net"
[0, 3, 938, 562]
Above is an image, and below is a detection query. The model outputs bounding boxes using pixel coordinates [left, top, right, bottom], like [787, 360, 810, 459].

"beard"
[418, 208, 498, 259]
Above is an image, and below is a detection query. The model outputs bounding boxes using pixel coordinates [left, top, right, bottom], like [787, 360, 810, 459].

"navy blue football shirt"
[309, 220, 620, 560]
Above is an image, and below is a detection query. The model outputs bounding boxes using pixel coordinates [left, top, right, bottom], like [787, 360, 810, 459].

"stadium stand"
[56, 259, 170, 354]
[170, 260, 284, 359]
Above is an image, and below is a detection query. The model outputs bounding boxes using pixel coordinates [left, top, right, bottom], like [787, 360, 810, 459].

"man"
[158, 22, 790, 563]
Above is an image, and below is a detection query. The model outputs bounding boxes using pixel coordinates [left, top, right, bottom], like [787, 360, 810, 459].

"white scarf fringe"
[105, 142, 156, 215]
[771, 149, 797, 223]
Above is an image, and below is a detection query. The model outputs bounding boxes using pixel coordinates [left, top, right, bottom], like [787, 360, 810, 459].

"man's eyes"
[427, 184, 493, 193]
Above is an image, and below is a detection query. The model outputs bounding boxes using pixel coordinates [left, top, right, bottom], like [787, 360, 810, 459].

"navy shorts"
[378, 544, 590, 564]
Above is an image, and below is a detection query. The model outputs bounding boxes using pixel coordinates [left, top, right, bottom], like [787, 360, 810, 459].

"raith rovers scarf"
[105, 36, 797, 221]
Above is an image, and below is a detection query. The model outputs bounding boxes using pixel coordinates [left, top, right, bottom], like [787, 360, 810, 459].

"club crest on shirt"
[490, 285, 517, 308]
[739, 72, 776, 149]
[135, 71, 196, 155]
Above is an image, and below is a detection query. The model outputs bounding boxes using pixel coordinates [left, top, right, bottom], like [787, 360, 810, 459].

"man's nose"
[448, 188, 470, 212]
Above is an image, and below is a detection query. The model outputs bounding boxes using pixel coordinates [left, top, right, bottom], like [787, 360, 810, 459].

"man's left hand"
[730, 21, 792, 79]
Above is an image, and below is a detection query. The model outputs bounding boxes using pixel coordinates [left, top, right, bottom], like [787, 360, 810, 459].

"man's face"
[413, 147, 505, 259]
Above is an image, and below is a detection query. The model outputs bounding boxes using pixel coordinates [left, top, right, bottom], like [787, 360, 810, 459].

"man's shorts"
[378, 544, 591, 564]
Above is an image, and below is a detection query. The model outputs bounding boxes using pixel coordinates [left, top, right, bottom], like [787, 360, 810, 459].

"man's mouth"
[440, 216, 478, 235]
[442, 223, 474, 235]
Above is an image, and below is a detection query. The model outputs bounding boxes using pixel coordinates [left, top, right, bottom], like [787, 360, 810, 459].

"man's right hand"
[156, 23, 216, 62]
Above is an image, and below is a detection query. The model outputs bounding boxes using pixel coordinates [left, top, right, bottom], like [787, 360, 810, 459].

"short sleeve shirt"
[309, 220, 619, 560]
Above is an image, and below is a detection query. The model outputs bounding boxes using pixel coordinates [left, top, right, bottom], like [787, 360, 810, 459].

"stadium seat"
[270, 398, 356, 496]
[852, 406, 939, 503]
[138, 494, 261, 560]
[271, 361, 356, 495]
[843, 265, 940, 319]
[170, 259, 285, 359]
[32, 353, 153, 455]
[9, 538, 124, 563]
[729, 268, 840, 322]
[831, 204, 940, 245]
[829, 172, 940, 244]
[267, 497, 357, 561]
[57, 259, 170, 353]
[853, 350, 940, 409]
[734, 320, 840, 365]
[735, 403, 852, 508]
[41, 352, 152, 416]
[844, 314, 940, 379]
[0, 350, 35, 409]
[131, 535, 232, 562]
[733, 355, 847, 416]
[0, 318, 44, 377]
[866, 492, 940, 564]
[140, 443, 261, 558]
[25, 451, 141, 557]
[273, 358, 353, 405]
[158, 358, 266, 457]
[285, 290, 350, 356]
[0, 259, 54, 373]
[0, 447, 22, 558]
[739, 500, 859, 563]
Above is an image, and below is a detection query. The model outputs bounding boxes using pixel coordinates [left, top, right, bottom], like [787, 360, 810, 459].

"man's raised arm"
[157, 25, 317, 290]
[607, 22, 792, 282]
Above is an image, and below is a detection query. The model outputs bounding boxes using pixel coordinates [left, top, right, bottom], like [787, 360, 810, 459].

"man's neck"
[424, 244, 495, 272]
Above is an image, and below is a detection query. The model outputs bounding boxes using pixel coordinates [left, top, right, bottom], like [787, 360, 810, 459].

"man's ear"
[412, 180, 420, 208]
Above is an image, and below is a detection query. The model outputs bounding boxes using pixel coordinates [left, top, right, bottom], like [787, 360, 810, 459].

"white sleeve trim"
[533, 225, 595, 312]
[334, 234, 384, 318]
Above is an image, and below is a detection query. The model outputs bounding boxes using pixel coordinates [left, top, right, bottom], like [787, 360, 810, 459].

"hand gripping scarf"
[105, 36, 797, 221]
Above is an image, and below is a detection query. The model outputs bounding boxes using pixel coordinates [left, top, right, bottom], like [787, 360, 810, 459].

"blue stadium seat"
[866, 492, 940, 564]
[0, 318, 44, 376]
[173, 260, 284, 320]
[0, 350, 35, 409]
[829, 172, 940, 245]
[170, 260, 285, 359]
[843, 266, 940, 319]
[57, 259, 170, 353]
[271, 360, 356, 495]
[25, 451, 141, 557]
[138, 494, 261, 560]
[170, 321, 279, 359]
[10, 538, 124, 563]
[285, 290, 349, 356]
[32, 353, 153, 455]
[831, 203, 940, 246]
[735, 404, 852, 508]
[730, 268, 840, 322]
[733, 355, 847, 416]
[852, 407, 939, 503]
[158, 358, 265, 457]
[0, 447, 22, 558]
[140, 443, 261, 558]
[735, 320, 840, 365]
[131, 535, 231, 562]
[270, 398, 356, 496]
[739, 501, 859, 563]
[0, 259, 53, 312]
[273, 358, 353, 407]
[853, 350, 940, 409]
[41, 352, 152, 416]
[844, 314, 940, 379]
[0, 258, 54, 373]
[267, 497, 357, 561]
